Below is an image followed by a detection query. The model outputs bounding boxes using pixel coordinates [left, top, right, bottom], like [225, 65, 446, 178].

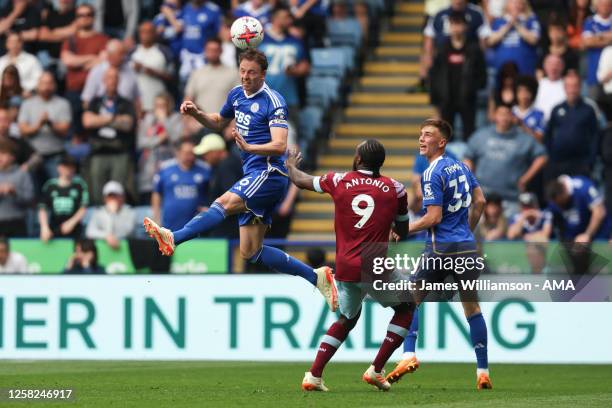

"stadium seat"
[327, 19, 362, 49]
[310, 48, 348, 78]
[306, 76, 341, 109]
[299, 106, 324, 144]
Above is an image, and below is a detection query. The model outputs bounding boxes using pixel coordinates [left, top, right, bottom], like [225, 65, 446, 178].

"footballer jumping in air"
[286, 140, 415, 392]
[386, 119, 492, 390]
[143, 49, 337, 311]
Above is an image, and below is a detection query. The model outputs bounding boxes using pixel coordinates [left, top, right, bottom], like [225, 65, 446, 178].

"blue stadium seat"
[306, 76, 340, 109]
[299, 106, 324, 144]
[327, 18, 362, 49]
[132, 206, 153, 238]
[310, 48, 347, 78]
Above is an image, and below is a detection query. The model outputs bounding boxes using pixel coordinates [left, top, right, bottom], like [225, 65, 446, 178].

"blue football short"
[230, 168, 289, 226]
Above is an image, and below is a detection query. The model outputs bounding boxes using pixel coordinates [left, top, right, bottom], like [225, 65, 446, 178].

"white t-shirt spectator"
[0, 251, 28, 273]
[597, 45, 612, 94]
[130, 44, 174, 111]
[534, 77, 566, 121]
[0, 51, 43, 92]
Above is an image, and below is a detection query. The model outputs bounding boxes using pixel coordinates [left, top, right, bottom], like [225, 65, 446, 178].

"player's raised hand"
[233, 128, 251, 152]
[285, 147, 302, 168]
[179, 100, 198, 116]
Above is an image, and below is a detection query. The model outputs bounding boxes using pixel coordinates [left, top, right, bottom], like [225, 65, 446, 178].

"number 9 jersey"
[421, 155, 480, 247]
[313, 170, 409, 282]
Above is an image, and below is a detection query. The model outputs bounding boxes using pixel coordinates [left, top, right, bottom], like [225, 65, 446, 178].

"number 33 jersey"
[313, 170, 408, 282]
[421, 155, 480, 246]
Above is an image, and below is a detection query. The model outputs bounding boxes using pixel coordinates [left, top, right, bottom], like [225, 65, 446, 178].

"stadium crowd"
[0, 0, 611, 274]
[0, 0, 373, 248]
[412, 0, 612, 247]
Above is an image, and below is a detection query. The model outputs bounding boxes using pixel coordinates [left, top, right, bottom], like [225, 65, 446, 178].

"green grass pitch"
[1, 361, 611, 407]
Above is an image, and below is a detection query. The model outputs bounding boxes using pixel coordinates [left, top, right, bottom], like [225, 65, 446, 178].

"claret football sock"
[373, 309, 413, 372]
[252, 245, 317, 286]
[172, 202, 226, 245]
[311, 321, 351, 377]
[402, 308, 419, 358]
[467, 312, 489, 370]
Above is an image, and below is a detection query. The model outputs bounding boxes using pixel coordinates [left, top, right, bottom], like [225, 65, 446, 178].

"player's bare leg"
[240, 218, 337, 311]
[303, 311, 361, 391]
[460, 290, 492, 390]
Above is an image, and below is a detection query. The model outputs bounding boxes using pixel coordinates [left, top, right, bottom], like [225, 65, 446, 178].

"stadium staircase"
[286, 0, 434, 252]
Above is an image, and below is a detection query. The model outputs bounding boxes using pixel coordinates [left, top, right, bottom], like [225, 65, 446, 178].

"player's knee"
[338, 313, 360, 331]
[241, 246, 262, 262]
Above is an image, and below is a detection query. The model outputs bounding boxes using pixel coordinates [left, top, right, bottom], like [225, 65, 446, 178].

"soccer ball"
[230, 16, 264, 50]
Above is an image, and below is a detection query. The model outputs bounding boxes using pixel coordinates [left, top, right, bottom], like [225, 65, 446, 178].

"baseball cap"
[519, 192, 538, 208]
[102, 180, 124, 196]
[193, 133, 226, 155]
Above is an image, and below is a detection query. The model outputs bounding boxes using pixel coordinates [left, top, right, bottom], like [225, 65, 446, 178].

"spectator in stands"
[38, 155, 88, 242]
[488, 61, 518, 121]
[582, 0, 612, 96]
[152, 139, 210, 232]
[482, 0, 505, 23]
[349, 0, 369, 47]
[18, 72, 71, 182]
[194, 133, 242, 238]
[508, 192, 552, 239]
[60, 3, 109, 130]
[0, 0, 41, 54]
[81, 39, 140, 110]
[130, 21, 174, 113]
[177, 0, 223, 83]
[485, 0, 540, 75]
[546, 175, 608, 243]
[219, 17, 237, 68]
[529, 0, 570, 48]
[534, 54, 566, 120]
[86, 180, 135, 249]
[0, 236, 28, 273]
[92, 0, 139, 47]
[475, 192, 507, 241]
[0, 64, 23, 110]
[465, 103, 548, 216]
[154, 0, 183, 60]
[137, 93, 183, 204]
[184, 37, 238, 136]
[414, 0, 486, 92]
[596, 44, 612, 119]
[0, 108, 39, 171]
[512, 75, 545, 142]
[507, 192, 552, 273]
[260, 5, 310, 129]
[567, 0, 592, 50]
[233, 0, 273, 27]
[83, 67, 136, 204]
[429, 11, 486, 140]
[290, 0, 328, 48]
[602, 125, 612, 220]
[0, 32, 42, 93]
[37, 0, 78, 75]
[537, 21, 580, 79]
[544, 72, 599, 181]
[63, 238, 105, 274]
[0, 140, 33, 237]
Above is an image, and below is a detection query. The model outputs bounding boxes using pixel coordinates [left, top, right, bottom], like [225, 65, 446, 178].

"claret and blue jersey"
[421, 154, 480, 252]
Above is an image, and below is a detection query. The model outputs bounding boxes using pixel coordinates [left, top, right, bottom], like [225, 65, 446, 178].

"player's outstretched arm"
[408, 205, 442, 234]
[468, 186, 486, 232]
[180, 100, 230, 132]
[285, 148, 316, 191]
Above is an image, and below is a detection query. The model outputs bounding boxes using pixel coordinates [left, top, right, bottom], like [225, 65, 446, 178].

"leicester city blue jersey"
[512, 106, 545, 135]
[220, 83, 289, 175]
[582, 14, 612, 85]
[489, 14, 540, 75]
[154, 159, 211, 231]
[259, 31, 307, 106]
[233, 1, 272, 27]
[178, 2, 222, 54]
[421, 155, 480, 248]
[547, 175, 609, 239]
